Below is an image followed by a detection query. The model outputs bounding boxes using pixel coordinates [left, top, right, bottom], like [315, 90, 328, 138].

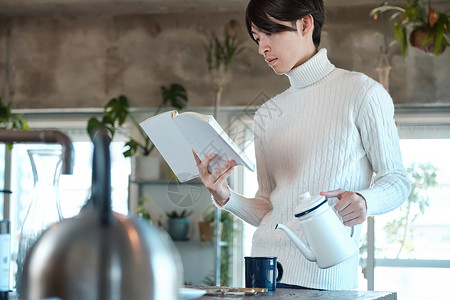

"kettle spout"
[275, 224, 316, 262]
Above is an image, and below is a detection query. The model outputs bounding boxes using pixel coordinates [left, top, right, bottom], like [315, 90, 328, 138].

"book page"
[139, 111, 199, 182]
[174, 113, 255, 174]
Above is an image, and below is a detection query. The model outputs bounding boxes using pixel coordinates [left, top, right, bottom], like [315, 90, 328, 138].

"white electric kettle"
[275, 192, 357, 269]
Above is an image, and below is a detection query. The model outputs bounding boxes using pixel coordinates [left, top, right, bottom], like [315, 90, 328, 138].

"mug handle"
[276, 261, 283, 283]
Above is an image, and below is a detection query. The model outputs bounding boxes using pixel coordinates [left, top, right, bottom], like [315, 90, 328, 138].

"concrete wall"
[0, 4, 449, 110]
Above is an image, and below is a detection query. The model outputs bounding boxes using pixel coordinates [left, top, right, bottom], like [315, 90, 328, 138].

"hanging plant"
[205, 20, 244, 73]
[204, 20, 245, 119]
[370, 0, 450, 56]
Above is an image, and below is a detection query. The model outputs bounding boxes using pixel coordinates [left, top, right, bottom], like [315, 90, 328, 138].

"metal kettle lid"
[294, 192, 328, 217]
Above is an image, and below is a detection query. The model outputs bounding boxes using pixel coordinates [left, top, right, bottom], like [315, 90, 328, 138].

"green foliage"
[219, 210, 234, 286]
[137, 196, 151, 222]
[166, 209, 193, 219]
[202, 273, 215, 287]
[383, 162, 438, 258]
[0, 96, 30, 150]
[370, 0, 450, 56]
[87, 83, 188, 157]
[202, 205, 216, 223]
[202, 209, 235, 286]
[205, 26, 244, 72]
[160, 84, 188, 111]
[87, 95, 129, 141]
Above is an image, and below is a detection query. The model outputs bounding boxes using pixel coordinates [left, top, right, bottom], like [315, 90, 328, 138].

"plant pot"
[167, 218, 190, 241]
[134, 155, 160, 181]
[198, 221, 214, 242]
[409, 27, 446, 55]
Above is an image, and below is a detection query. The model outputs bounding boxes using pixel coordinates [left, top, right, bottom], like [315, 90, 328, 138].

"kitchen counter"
[8, 288, 397, 299]
[198, 288, 397, 299]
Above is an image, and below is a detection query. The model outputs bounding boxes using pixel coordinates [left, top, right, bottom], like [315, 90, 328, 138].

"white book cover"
[139, 111, 255, 183]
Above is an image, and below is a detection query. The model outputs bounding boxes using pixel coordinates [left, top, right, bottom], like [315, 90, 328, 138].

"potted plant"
[166, 209, 193, 241]
[205, 20, 245, 118]
[87, 83, 188, 180]
[137, 196, 152, 224]
[370, 0, 450, 56]
[0, 96, 29, 149]
[198, 206, 216, 242]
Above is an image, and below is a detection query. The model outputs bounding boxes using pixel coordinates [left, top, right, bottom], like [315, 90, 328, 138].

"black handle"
[91, 129, 112, 226]
[276, 261, 283, 283]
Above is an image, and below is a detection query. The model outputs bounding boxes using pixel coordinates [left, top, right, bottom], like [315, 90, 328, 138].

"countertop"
[8, 288, 397, 299]
[197, 288, 397, 300]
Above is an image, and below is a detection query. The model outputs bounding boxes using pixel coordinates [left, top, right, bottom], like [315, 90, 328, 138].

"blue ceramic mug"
[244, 257, 283, 291]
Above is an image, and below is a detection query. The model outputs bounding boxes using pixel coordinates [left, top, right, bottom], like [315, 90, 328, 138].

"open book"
[139, 111, 255, 183]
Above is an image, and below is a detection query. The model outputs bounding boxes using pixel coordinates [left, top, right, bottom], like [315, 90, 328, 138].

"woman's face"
[251, 18, 316, 75]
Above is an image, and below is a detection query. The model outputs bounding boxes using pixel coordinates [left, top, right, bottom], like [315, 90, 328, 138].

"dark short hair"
[245, 0, 325, 49]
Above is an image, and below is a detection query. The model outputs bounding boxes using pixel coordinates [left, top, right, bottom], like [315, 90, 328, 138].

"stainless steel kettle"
[19, 130, 182, 300]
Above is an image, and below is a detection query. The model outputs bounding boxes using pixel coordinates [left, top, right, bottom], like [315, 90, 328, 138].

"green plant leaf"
[370, 0, 448, 56]
[160, 84, 188, 110]
[0, 97, 30, 150]
[394, 22, 408, 55]
[123, 140, 139, 157]
[386, 162, 438, 257]
[166, 209, 193, 218]
[88, 87, 188, 157]
[0, 96, 29, 133]
[104, 95, 130, 126]
[432, 13, 448, 55]
[205, 26, 244, 72]
[87, 95, 131, 141]
[87, 117, 109, 140]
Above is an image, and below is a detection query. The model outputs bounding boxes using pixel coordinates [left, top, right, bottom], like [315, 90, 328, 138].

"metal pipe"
[0, 130, 74, 174]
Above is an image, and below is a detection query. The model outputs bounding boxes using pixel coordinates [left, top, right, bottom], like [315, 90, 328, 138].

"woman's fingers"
[320, 188, 367, 226]
[191, 150, 234, 205]
[192, 150, 215, 177]
[211, 159, 235, 182]
[192, 150, 236, 185]
[320, 189, 345, 199]
[192, 149, 201, 165]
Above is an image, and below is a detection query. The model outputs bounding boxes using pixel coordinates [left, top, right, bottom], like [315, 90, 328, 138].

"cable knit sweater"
[221, 49, 411, 290]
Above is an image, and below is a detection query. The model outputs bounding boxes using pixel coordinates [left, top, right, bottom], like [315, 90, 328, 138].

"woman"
[193, 0, 410, 290]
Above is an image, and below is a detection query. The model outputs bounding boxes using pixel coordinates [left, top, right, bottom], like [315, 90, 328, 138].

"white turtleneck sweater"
[220, 49, 411, 290]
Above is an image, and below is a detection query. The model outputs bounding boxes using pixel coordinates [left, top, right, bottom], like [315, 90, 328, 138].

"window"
[368, 120, 450, 300]
[238, 108, 450, 298]
[0, 118, 131, 290]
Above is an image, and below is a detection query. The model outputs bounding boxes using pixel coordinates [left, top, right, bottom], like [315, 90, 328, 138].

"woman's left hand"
[320, 189, 367, 227]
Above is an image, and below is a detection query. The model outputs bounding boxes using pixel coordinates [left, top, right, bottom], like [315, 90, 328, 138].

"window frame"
[364, 106, 450, 290]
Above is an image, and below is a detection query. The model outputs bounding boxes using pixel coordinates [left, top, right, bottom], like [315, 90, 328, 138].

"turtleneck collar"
[285, 48, 335, 89]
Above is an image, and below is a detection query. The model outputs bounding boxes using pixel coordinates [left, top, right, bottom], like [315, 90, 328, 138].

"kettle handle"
[91, 129, 113, 226]
[328, 198, 354, 238]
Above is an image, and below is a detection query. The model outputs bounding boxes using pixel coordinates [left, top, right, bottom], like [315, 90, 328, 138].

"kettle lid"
[294, 192, 327, 217]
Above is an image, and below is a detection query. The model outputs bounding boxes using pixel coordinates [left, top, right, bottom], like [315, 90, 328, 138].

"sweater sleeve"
[216, 111, 274, 227]
[355, 83, 411, 215]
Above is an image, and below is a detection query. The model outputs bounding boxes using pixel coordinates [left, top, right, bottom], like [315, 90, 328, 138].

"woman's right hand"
[192, 150, 235, 206]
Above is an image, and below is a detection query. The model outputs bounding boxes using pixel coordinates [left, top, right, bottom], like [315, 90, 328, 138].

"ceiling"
[0, 0, 406, 16]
